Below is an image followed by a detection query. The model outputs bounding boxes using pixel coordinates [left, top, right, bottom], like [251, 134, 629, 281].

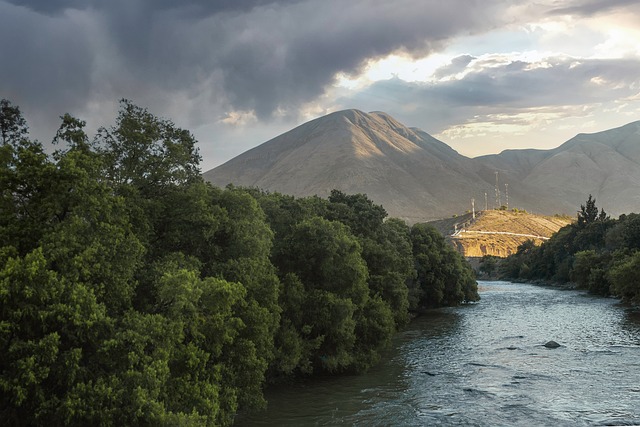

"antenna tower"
[471, 198, 475, 219]
[484, 192, 488, 211]
[505, 183, 509, 210]
[494, 171, 501, 208]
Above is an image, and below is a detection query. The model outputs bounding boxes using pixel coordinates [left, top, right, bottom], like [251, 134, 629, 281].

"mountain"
[205, 109, 488, 222]
[476, 120, 640, 217]
[204, 110, 640, 222]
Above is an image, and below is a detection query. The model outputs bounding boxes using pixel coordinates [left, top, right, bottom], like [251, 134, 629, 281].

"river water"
[238, 281, 640, 426]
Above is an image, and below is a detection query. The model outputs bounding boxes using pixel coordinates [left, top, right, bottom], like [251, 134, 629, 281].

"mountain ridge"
[204, 111, 640, 222]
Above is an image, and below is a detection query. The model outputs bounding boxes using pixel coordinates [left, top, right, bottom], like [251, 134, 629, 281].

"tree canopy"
[0, 98, 479, 425]
[500, 196, 640, 303]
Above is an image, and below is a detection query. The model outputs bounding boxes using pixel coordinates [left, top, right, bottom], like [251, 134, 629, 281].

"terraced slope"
[429, 210, 573, 258]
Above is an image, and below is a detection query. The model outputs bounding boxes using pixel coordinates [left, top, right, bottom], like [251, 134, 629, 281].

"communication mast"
[471, 198, 475, 219]
[505, 183, 509, 210]
[494, 171, 501, 208]
[484, 192, 488, 211]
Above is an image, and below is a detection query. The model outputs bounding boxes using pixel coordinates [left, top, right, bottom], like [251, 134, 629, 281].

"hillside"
[205, 110, 640, 222]
[476, 120, 640, 216]
[429, 210, 573, 258]
[205, 109, 488, 223]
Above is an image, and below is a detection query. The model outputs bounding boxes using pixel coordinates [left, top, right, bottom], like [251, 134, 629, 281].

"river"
[238, 281, 640, 426]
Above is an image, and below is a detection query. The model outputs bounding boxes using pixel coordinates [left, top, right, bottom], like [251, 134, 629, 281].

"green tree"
[410, 223, 479, 309]
[570, 249, 613, 295]
[270, 273, 322, 377]
[0, 248, 111, 426]
[0, 99, 28, 146]
[500, 196, 625, 295]
[208, 187, 280, 412]
[283, 217, 369, 304]
[363, 218, 414, 326]
[571, 250, 598, 289]
[329, 192, 413, 323]
[352, 295, 395, 370]
[479, 255, 498, 277]
[577, 194, 608, 228]
[606, 213, 640, 251]
[0, 119, 56, 254]
[97, 100, 201, 190]
[327, 190, 387, 237]
[95, 100, 204, 263]
[278, 216, 369, 373]
[43, 118, 144, 315]
[0, 102, 280, 425]
[153, 258, 249, 425]
[608, 251, 640, 304]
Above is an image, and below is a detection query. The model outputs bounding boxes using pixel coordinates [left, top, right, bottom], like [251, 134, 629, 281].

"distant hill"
[429, 210, 572, 258]
[476, 121, 640, 217]
[204, 110, 640, 222]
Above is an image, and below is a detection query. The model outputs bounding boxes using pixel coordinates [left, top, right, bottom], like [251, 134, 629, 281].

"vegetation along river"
[239, 281, 640, 426]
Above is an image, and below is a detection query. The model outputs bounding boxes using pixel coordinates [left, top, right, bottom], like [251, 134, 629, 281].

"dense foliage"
[0, 99, 479, 425]
[499, 195, 640, 303]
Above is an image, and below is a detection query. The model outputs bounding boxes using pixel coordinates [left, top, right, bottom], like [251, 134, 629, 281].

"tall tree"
[0, 99, 28, 146]
[577, 194, 608, 228]
[97, 100, 201, 190]
[410, 223, 479, 308]
[278, 216, 369, 373]
[208, 187, 281, 412]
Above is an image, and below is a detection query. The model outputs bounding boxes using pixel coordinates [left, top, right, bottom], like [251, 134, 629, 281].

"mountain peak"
[320, 108, 365, 122]
[204, 109, 479, 222]
[316, 109, 412, 132]
[318, 109, 408, 134]
[555, 119, 640, 154]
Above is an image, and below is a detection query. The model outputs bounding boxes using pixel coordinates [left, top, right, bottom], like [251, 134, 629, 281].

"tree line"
[0, 99, 479, 425]
[496, 195, 640, 303]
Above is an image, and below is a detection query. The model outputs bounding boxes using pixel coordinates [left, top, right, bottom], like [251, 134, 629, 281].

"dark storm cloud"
[338, 56, 640, 133]
[0, 2, 94, 130]
[91, 0, 508, 119]
[6, 0, 307, 15]
[4, 0, 86, 14]
[1, 0, 513, 138]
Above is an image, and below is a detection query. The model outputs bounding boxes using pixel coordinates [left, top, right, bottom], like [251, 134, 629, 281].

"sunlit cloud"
[220, 110, 258, 126]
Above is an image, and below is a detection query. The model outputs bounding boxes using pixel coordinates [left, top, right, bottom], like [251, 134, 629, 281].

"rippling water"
[238, 281, 640, 426]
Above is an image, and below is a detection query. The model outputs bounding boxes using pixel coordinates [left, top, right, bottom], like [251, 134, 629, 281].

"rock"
[543, 340, 561, 348]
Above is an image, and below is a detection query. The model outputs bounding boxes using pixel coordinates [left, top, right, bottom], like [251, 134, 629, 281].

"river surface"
[238, 281, 640, 426]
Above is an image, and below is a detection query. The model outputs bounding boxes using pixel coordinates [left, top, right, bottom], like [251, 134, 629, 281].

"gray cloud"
[433, 55, 476, 79]
[0, 2, 94, 138]
[548, 0, 640, 16]
[5, 0, 307, 16]
[1, 0, 514, 142]
[3, 0, 639, 161]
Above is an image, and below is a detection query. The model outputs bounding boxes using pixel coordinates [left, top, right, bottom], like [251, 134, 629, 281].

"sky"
[2, 0, 640, 172]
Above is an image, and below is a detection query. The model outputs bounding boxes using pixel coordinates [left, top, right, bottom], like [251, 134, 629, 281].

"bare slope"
[477, 121, 640, 216]
[429, 210, 573, 258]
[205, 109, 488, 223]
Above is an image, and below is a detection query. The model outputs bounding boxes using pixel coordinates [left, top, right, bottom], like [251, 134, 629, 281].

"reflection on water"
[238, 281, 640, 426]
